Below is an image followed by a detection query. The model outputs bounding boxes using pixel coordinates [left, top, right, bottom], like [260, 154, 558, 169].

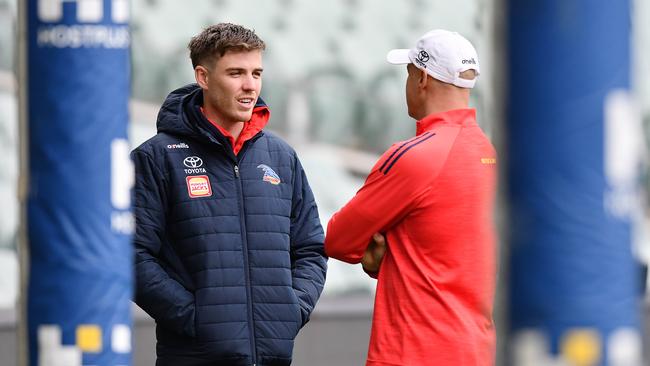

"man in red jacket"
[325, 29, 497, 366]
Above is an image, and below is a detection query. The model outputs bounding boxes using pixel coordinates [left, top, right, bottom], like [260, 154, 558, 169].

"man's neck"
[420, 89, 470, 118]
[202, 105, 245, 140]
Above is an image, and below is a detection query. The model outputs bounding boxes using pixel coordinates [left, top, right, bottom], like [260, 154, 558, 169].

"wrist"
[362, 263, 379, 279]
[361, 260, 379, 274]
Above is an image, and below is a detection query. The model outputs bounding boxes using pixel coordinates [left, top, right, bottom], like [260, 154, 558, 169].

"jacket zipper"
[210, 133, 261, 365]
[233, 162, 257, 365]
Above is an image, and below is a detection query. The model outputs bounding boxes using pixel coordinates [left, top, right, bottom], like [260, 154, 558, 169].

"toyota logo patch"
[183, 156, 203, 168]
[417, 51, 430, 63]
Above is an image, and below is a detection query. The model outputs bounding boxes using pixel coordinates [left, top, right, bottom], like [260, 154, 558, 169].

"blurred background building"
[0, 0, 649, 365]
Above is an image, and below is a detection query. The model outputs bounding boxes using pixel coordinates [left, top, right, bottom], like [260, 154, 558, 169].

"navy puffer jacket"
[132, 84, 327, 365]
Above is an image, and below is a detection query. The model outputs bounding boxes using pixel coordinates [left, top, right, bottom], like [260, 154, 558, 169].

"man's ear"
[418, 68, 429, 90]
[195, 65, 209, 89]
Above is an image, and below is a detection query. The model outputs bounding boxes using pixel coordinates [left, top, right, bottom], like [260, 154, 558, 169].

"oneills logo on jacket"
[257, 164, 281, 185]
[167, 142, 189, 149]
[186, 175, 212, 198]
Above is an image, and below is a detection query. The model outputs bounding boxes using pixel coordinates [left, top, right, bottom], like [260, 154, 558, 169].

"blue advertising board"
[507, 1, 643, 365]
[26, 0, 133, 365]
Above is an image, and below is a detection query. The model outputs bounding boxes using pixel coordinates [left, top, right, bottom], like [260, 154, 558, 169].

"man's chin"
[224, 111, 253, 123]
[238, 112, 254, 122]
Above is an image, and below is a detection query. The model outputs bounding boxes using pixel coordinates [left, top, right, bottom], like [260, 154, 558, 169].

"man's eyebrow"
[224, 67, 264, 72]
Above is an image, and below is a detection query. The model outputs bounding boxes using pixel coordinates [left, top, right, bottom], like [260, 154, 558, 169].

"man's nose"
[242, 75, 257, 91]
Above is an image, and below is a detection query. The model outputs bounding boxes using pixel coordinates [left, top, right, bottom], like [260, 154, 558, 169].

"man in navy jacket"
[132, 23, 327, 366]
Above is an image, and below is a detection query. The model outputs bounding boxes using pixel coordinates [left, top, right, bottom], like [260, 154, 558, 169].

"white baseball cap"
[386, 29, 480, 89]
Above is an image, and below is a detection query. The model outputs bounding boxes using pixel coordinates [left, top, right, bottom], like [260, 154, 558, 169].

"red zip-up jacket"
[325, 109, 497, 366]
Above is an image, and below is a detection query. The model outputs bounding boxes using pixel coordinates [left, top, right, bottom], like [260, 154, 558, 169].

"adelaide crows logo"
[257, 164, 281, 185]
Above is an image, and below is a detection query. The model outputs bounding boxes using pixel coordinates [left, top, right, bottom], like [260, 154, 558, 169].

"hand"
[361, 233, 387, 274]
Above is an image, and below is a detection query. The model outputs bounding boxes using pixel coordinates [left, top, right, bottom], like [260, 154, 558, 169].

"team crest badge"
[257, 164, 281, 185]
[186, 175, 212, 198]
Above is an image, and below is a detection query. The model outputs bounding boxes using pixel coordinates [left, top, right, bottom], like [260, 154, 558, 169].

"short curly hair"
[188, 23, 266, 69]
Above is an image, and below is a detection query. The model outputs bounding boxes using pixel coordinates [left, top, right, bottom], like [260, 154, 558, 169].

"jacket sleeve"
[132, 149, 196, 337]
[289, 155, 328, 327]
[324, 150, 432, 264]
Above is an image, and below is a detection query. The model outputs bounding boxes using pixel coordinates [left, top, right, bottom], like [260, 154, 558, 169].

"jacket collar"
[416, 108, 476, 136]
[200, 105, 270, 155]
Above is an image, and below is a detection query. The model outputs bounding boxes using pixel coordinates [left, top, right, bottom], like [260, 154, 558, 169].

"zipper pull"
[234, 165, 240, 178]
